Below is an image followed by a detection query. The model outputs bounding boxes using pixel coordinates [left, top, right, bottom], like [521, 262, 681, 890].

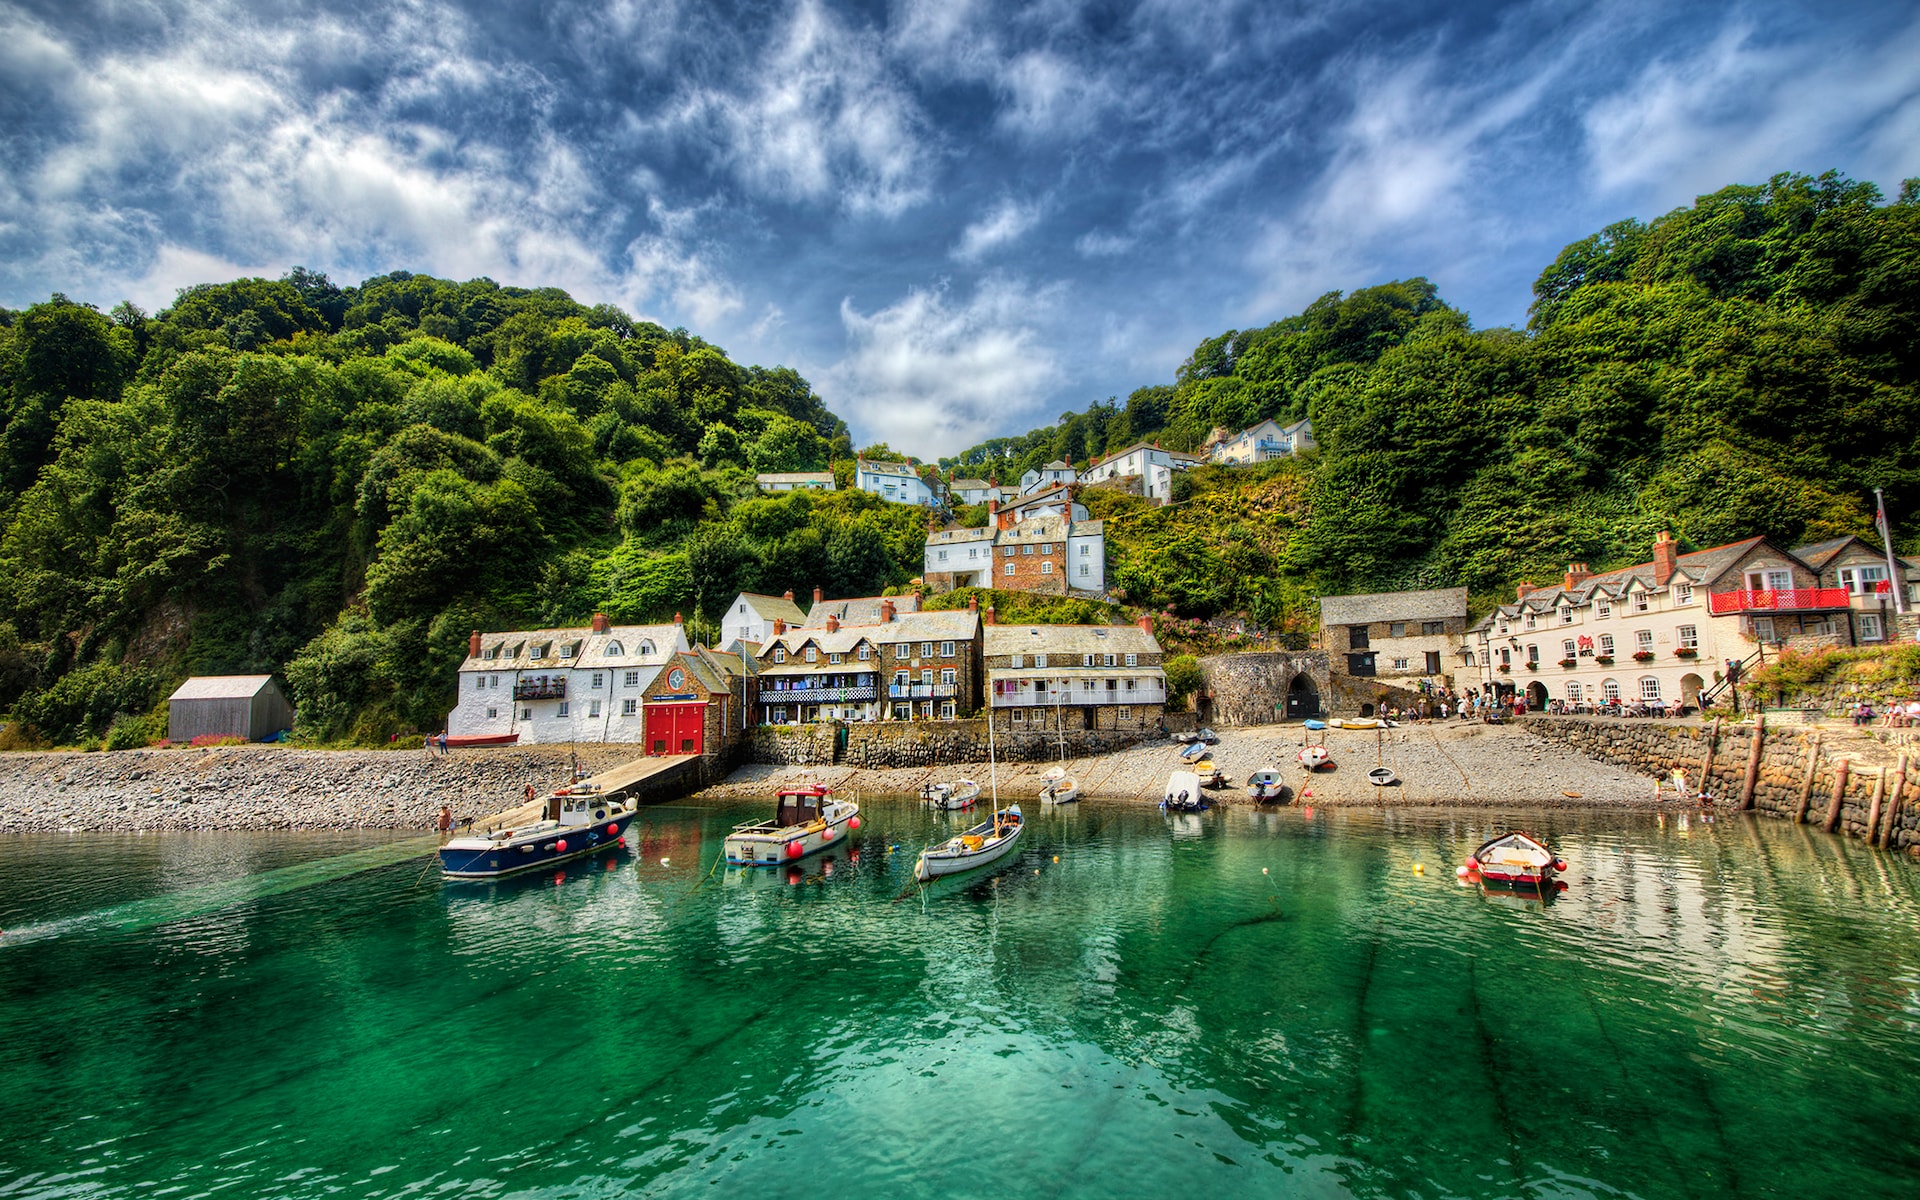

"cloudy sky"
[3, 0, 1917, 456]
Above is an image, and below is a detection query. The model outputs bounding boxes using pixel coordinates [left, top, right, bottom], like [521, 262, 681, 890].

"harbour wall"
[1526, 716, 1920, 853]
[747, 720, 1152, 768]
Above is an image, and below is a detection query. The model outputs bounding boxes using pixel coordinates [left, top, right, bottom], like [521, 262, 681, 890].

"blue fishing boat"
[438, 790, 637, 879]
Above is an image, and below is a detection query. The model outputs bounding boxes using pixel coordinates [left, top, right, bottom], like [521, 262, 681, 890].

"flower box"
[1497, 664, 1511, 674]
[1674, 647, 1698, 658]
[1632, 651, 1656, 662]
[1559, 658, 1578, 668]
[1525, 661, 1539, 671]
[1594, 655, 1615, 665]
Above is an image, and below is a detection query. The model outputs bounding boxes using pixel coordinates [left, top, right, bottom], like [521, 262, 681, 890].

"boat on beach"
[724, 783, 862, 867]
[915, 805, 1026, 880]
[1298, 744, 1331, 771]
[1039, 766, 1079, 804]
[1190, 759, 1227, 788]
[1161, 769, 1209, 812]
[1328, 717, 1396, 730]
[441, 732, 521, 748]
[921, 779, 981, 810]
[1460, 831, 1566, 890]
[438, 791, 635, 879]
[1247, 768, 1288, 802]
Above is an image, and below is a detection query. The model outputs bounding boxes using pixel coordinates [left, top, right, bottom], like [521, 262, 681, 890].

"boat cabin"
[776, 786, 830, 827]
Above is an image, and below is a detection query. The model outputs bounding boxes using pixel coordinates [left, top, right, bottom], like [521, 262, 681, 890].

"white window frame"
[940, 641, 955, 657]
[485, 707, 498, 719]
[1125, 653, 1137, 666]
[1678, 624, 1698, 650]
[1599, 634, 1614, 656]
[591, 672, 603, 689]
[1636, 630, 1654, 652]
[1600, 680, 1619, 703]
[622, 698, 637, 716]
[1860, 612, 1885, 641]
[1674, 584, 1693, 605]
[1640, 676, 1662, 701]
[557, 701, 570, 717]
[588, 700, 601, 718]
[1596, 601, 1612, 618]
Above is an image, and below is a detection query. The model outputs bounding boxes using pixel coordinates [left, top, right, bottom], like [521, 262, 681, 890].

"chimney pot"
[881, 599, 896, 623]
[591, 611, 609, 634]
[674, 612, 683, 625]
[1562, 562, 1593, 591]
[984, 605, 996, 626]
[1136, 615, 1154, 635]
[966, 595, 977, 613]
[782, 589, 793, 602]
[827, 615, 839, 633]
[1515, 583, 1537, 599]
[468, 630, 482, 658]
[813, 586, 823, 606]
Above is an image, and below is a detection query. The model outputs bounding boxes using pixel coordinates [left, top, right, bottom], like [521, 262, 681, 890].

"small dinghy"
[1179, 741, 1210, 763]
[438, 791, 635, 879]
[915, 805, 1024, 880]
[1459, 831, 1566, 891]
[1161, 769, 1209, 812]
[1302, 719, 1327, 731]
[1039, 766, 1079, 805]
[921, 778, 981, 810]
[1330, 717, 1397, 730]
[1247, 768, 1289, 803]
[1191, 759, 1227, 788]
[724, 784, 862, 867]
[1298, 744, 1331, 771]
[1367, 767, 1398, 787]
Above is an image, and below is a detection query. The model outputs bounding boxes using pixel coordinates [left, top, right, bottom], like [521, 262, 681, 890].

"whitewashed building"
[720, 591, 808, 649]
[755, 471, 835, 492]
[983, 619, 1167, 732]
[854, 458, 936, 505]
[1211, 418, 1315, 465]
[1079, 442, 1202, 502]
[1018, 460, 1076, 495]
[446, 615, 689, 744]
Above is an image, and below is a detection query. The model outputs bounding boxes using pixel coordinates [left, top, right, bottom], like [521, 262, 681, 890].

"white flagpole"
[1876, 488, 1907, 615]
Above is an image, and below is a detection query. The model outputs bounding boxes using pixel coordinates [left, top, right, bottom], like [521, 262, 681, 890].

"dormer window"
[805, 647, 817, 663]
[559, 643, 575, 659]
[485, 645, 499, 660]
[1633, 591, 1649, 613]
[638, 639, 655, 655]
[511, 642, 525, 658]
[605, 640, 623, 657]
[774, 648, 786, 664]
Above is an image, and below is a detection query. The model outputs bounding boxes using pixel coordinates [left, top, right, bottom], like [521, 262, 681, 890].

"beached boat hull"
[442, 733, 521, 748]
[1298, 747, 1331, 771]
[438, 810, 634, 879]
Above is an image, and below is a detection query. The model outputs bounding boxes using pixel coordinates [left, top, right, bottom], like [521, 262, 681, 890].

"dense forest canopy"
[1, 170, 1915, 746]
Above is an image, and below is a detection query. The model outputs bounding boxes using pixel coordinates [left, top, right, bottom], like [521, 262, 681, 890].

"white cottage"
[854, 458, 936, 505]
[446, 614, 689, 744]
[1079, 442, 1201, 501]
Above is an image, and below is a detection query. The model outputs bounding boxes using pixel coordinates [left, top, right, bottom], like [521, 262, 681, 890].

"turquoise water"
[3, 801, 1919, 1199]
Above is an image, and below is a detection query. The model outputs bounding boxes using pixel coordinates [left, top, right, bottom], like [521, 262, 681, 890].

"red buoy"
[1553, 859, 1569, 872]
[850, 816, 861, 830]
[556, 839, 568, 852]
[607, 823, 619, 836]
[617, 836, 626, 847]
[786, 841, 802, 859]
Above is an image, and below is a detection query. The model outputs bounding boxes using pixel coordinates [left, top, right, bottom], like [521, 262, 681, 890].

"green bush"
[10, 663, 157, 745]
[104, 711, 164, 751]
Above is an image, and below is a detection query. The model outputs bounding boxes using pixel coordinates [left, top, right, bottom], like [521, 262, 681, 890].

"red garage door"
[645, 703, 704, 756]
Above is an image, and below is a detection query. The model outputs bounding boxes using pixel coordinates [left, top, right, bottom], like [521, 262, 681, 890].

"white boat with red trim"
[724, 784, 862, 867]
[1460, 831, 1566, 890]
[915, 805, 1024, 881]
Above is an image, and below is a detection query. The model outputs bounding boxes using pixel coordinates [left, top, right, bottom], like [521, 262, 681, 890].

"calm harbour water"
[3, 799, 1918, 1200]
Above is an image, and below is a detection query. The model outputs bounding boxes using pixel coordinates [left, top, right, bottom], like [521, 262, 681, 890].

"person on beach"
[524, 783, 537, 804]
[437, 805, 453, 835]
[438, 731, 449, 755]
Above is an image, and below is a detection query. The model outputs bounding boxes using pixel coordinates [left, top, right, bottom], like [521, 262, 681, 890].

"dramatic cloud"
[825, 278, 1065, 457]
[3, 0, 1915, 455]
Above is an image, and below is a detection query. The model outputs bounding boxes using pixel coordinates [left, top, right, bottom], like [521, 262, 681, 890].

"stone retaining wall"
[748, 720, 1153, 768]
[1197, 651, 1331, 725]
[1527, 716, 1920, 852]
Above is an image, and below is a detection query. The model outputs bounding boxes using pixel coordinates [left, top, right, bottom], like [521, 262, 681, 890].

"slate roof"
[1790, 535, 1911, 573]
[950, 478, 991, 492]
[763, 609, 979, 665]
[1482, 536, 1800, 621]
[755, 471, 834, 486]
[857, 458, 919, 478]
[800, 594, 923, 628]
[984, 624, 1161, 659]
[733, 591, 807, 625]
[461, 624, 685, 671]
[1319, 588, 1469, 627]
[169, 675, 278, 701]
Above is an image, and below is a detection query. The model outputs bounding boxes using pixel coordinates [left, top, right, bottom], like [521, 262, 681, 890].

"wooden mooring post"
[1878, 753, 1908, 849]
[1700, 717, 1723, 790]
[1739, 713, 1766, 810]
[1793, 733, 1824, 824]
[1822, 758, 1851, 834]
[1865, 767, 1888, 844]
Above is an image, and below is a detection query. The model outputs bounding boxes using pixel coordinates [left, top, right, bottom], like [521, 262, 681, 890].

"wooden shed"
[167, 675, 295, 742]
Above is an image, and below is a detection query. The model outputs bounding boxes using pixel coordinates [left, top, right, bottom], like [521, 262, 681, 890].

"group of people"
[1856, 700, 1920, 727]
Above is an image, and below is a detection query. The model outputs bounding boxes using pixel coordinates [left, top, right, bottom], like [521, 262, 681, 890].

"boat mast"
[987, 690, 1000, 818]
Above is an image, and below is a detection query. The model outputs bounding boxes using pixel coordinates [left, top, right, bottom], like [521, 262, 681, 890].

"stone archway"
[1285, 672, 1321, 719]
[1525, 681, 1548, 710]
[1681, 673, 1704, 709]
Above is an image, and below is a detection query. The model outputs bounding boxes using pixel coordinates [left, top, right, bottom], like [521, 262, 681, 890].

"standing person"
[437, 805, 454, 836]
[423, 733, 434, 759]
[438, 731, 449, 755]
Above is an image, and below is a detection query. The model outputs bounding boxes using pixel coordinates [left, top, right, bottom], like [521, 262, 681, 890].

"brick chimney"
[826, 615, 840, 633]
[1136, 614, 1154, 634]
[468, 630, 482, 658]
[673, 612, 683, 625]
[1653, 530, 1678, 586]
[1515, 583, 1537, 600]
[984, 605, 996, 626]
[772, 619, 785, 635]
[813, 585, 823, 606]
[591, 611, 609, 634]
[881, 599, 896, 623]
[988, 497, 999, 517]
[1562, 563, 1592, 590]
[782, 589, 793, 602]
[966, 595, 977, 614]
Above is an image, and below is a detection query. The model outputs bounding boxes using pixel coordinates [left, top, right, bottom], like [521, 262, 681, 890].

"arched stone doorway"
[1680, 673, 1704, 709]
[1285, 672, 1321, 719]
[1525, 681, 1548, 710]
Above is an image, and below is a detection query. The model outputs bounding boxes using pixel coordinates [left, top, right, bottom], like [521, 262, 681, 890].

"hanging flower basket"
[1674, 647, 1698, 658]
[1559, 658, 1578, 668]
[1497, 663, 1511, 674]
[1595, 655, 1615, 665]
[1525, 661, 1539, 671]
[1633, 651, 1656, 662]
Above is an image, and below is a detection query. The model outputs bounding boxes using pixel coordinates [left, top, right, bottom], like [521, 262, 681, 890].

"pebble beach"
[0, 720, 1675, 834]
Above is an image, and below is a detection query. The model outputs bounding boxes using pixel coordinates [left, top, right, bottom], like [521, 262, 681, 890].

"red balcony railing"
[1708, 588, 1850, 615]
